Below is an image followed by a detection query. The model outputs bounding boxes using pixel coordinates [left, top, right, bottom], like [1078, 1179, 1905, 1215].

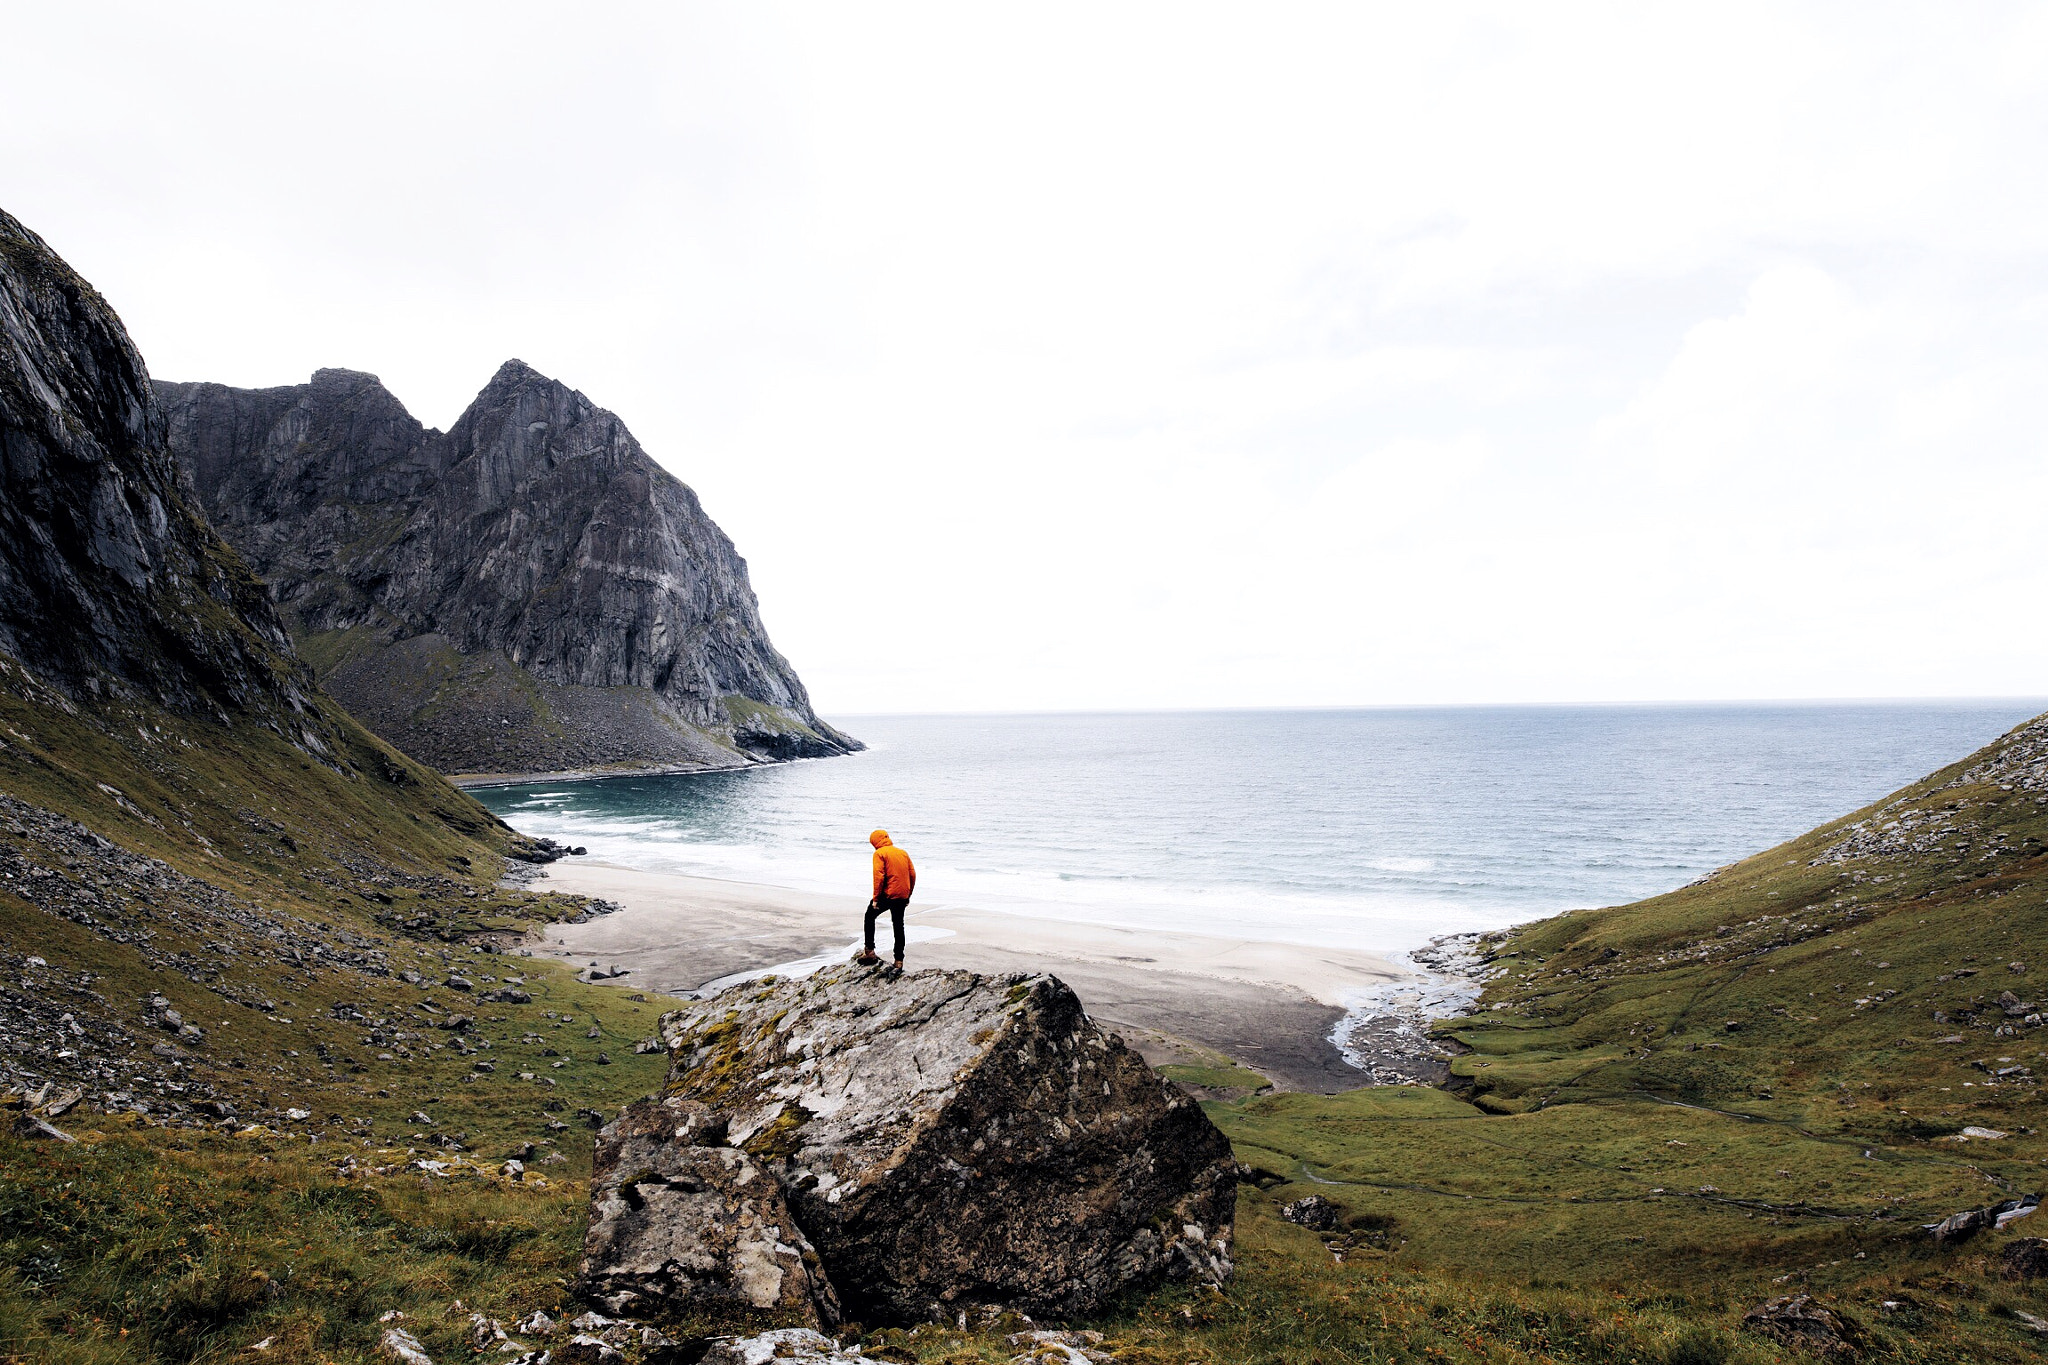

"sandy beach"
[529, 858, 1415, 1093]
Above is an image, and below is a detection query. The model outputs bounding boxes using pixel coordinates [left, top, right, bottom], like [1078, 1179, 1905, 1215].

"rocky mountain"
[158, 363, 857, 779]
[0, 202, 622, 1138]
[0, 208, 309, 722]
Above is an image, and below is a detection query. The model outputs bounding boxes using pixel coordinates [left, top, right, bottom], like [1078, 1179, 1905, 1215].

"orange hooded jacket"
[870, 829, 916, 902]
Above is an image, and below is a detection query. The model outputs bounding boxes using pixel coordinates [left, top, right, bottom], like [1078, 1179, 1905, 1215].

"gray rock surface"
[157, 363, 857, 776]
[696, 1329, 859, 1365]
[1922, 1193, 2040, 1244]
[1279, 1194, 1340, 1230]
[0, 208, 309, 718]
[1740, 1295, 1864, 1359]
[580, 1094, 840, 1325]
[592, 963, 1236, 1325]
[377, 1327, 435, 1365]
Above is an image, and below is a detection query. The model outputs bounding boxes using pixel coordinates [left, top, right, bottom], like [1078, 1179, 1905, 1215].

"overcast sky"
[8, 3, 2047, 714]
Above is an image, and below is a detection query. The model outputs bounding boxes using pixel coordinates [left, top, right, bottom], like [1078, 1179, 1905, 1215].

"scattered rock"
[554, 1335, 623, 1365]
[1740, 1295, 1864, 1359]
[1004, 1330, 1114, 1363]
[1006, 1330, 1103, 1349]
[2004, 1237, 2048, 1280]
[698, 1330, 863, 1365]
[515, 1311, 556, 1338]
[13, 1113, 76, 1142]
[1280, 1194, 1341, 1231]
[1006, 1344, 1110, 1365]
[379, 1328, 435, 1365]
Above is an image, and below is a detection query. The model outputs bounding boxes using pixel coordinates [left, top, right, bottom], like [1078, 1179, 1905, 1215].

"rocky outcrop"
[0, 208, 310, 719]
[1740, 1295, 1864, 1359]
[579, 964, 1236, 1326]
[581, 1095, 840, 1325]
[158, 363, 857, 776]
[1921, 1192, 2039, 1244]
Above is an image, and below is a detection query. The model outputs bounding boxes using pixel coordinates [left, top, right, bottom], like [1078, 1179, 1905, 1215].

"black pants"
[865, 896, 909, 960]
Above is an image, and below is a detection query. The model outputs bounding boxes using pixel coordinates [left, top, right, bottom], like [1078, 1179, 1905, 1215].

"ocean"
[474, 701, 2044, 957]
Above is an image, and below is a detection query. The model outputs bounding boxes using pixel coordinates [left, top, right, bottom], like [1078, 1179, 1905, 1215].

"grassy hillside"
[0, 657, 687, 1363]
[6, 686, 2045, 1365]
[1188, 713, 2048, 1362]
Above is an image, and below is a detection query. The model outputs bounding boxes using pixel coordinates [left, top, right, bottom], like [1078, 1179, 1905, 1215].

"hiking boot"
[887, 960, 904, 975]
[853, 949, 881, 965]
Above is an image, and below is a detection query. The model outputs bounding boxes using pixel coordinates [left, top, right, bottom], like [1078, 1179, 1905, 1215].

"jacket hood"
[869, 829, 892, 848]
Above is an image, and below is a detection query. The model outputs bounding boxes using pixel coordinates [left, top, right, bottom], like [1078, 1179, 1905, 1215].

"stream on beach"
[476, 702, 2043, 1057]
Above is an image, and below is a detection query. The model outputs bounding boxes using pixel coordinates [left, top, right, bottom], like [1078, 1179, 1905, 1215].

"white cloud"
[5, 2, 2048, 711]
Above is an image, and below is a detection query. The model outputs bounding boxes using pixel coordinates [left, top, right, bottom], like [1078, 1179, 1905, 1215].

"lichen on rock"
[578, 1094, 839, 1326]
[582, 963, 1236, 1326]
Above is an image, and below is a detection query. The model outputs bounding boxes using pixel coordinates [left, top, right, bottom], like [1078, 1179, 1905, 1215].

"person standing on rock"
[857, 829, 917, 972]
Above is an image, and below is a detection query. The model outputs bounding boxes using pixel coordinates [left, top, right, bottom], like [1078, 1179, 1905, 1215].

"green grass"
[1159, 1062, 1275, 1095]
[0, 658, 693, 1362]
[6, 656, 2048, 1362]
[0, 1128, 593, 1365]
[1158, 712, 2048, 1361]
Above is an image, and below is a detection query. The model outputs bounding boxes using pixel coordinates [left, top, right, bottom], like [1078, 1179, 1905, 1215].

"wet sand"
[530, 860, 1414, 1094]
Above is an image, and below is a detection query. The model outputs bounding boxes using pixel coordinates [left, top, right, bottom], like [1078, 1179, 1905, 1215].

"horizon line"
[821, 694, 2048, 721]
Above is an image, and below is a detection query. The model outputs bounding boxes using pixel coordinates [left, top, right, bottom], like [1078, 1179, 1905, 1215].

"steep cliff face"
[160, 363, 857, 778]
[0, 209, 308, 720]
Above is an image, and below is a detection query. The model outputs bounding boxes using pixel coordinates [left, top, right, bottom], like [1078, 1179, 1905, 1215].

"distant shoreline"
[451, 758, 769, 789]
[529, 858, 1425, 1094]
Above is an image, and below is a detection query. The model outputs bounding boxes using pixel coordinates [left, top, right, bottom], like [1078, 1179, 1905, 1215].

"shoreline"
[452, 748, 866, 789]
[526, 859, 1455, 1094]
[451, 760, 754, 790]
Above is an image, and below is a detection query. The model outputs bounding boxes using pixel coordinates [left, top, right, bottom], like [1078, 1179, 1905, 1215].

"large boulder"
[587, 964, 1236, 1325]
[579, 1096, 840, 1326]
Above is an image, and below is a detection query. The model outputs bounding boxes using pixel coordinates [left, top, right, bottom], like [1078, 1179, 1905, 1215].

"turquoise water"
[475, 702, 2045, 954]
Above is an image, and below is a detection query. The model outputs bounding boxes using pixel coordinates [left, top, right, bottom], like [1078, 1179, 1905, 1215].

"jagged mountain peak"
[483, 356, 551, 387]
[160, 362, 856, 778]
